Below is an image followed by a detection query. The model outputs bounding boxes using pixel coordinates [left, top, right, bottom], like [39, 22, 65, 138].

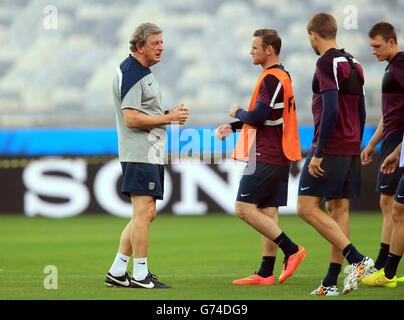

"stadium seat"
[0, 0, 401, 126]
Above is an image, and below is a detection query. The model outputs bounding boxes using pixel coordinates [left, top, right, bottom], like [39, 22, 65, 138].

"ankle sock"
[374, 243, 390, 270]
[322, 262, 342, 287]
[133, 257, 148, 281]
[257, 256, 276, 278]
[384, 253, 402, 280]
[342, 243, 364, 265]
[109, 252, 130, 277]
[273, 232, 299, 257]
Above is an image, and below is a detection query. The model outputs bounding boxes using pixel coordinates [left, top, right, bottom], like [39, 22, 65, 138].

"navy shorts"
[376, 131, 404, 194]
[395, 174, 404, 204]
[298, 153, 361, 200]
[121, 162, 164, 200]
[236, 161, 289, 208]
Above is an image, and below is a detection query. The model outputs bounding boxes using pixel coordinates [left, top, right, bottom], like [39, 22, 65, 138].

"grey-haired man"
[105, 23, 188, 289]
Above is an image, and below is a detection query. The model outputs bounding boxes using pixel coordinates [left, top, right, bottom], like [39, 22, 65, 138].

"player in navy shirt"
[361, 22, 404, 277]
[297, 13, 373, 296]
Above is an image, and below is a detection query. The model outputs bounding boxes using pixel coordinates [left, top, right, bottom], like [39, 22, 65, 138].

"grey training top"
[112, 54, 166, 164]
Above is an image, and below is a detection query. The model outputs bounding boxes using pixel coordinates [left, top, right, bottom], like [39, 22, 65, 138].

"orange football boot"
[233, 274, 275, 285]
[278, 245, 307, 283]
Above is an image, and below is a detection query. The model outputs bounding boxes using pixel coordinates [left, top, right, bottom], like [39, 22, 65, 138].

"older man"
[105, 23, 188, 289]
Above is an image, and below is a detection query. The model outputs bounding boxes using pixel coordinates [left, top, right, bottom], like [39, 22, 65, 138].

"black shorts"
[376, 131, 404, 194]
[394, 174, 404, 204]
[236, 161, 289, 208]
[298, 153, 361, 200]
[120, 162, 164, 200]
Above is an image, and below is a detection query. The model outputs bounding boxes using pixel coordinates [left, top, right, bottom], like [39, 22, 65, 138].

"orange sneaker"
[278, 245, 307, 283]
[232, 273, 274, 285]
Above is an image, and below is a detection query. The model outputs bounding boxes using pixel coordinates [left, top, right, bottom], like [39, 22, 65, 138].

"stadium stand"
[0, 0, 402, 127]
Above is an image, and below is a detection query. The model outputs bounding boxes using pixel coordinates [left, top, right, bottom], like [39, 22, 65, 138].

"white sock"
[133, 257, 148, 281]
[109, 253, 130, 277]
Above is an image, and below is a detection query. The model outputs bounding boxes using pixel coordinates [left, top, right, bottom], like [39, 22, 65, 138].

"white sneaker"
[311, 282, 339, 296]
[343, 256, 374, 295]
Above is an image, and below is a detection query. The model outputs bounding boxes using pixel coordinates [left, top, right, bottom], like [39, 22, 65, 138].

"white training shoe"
[343, 256, 374, 295]
[311, 282, 339, 296]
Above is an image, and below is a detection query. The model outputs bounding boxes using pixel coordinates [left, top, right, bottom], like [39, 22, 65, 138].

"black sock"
[342, 243, 365, 265]
[322, 263, 342, 287]
[384, 253, 402, 279]
[273, 232, 299, 257]
[374, 243, 390, 270]
[257, 256, 276, 278]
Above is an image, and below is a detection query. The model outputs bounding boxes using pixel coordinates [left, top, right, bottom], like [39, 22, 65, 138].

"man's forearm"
[393, 142, 402, 157]
[123, 109, 171, 129]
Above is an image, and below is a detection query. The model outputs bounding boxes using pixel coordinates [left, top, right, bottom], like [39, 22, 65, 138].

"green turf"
[0, 213, 403, 300]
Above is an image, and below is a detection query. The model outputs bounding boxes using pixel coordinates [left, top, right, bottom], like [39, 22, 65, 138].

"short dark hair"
[307, 12, 337, 40]
[253, 29, 282, 56]
[368, 22, 397, 44]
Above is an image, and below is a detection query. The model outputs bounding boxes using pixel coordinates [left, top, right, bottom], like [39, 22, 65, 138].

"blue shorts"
[121, 162, 164, 200]
[236, 161, 289, 208]
[377, 131, 404, 194]
[298, 153, 361, 200]
[395, 174, 404, 204]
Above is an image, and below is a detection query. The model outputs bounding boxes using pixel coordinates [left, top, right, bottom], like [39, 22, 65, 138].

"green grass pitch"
[0, 213, 403, 300]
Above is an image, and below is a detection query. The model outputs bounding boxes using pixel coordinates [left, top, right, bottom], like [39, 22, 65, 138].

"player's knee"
[148, 210, 157, 222]
[392, 204, 404, 224]
[134, 199, 156, 223]
[328, 206, 348, 221]
[147, 204, 157, 222]
[325, 201, 332, 213]
[141, 210, 156, 226]
[235, 202, 249, 221]
[380, 194, 393, 213]
[297, 201, 310, 221]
